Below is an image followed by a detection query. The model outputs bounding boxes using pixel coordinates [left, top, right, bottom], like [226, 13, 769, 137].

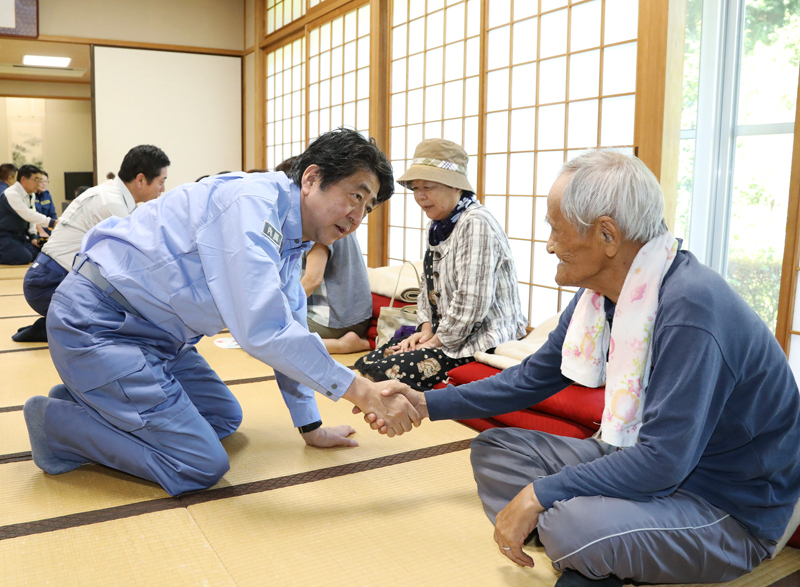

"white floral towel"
[561, 232, 678, 447]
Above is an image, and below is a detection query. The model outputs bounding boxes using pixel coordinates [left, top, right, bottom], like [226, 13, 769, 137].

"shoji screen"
[483, 0, 638, 326]
[265, 38, 306, 172]
[307, 4, 372, 259]
[387, 0, 481, 266]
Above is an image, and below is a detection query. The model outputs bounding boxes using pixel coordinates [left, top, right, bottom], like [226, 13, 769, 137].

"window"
[267, 0, 306, 35]
[677, 0, 799, 333]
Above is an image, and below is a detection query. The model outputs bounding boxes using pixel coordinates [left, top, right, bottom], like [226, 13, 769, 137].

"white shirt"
[42, 176, 137, 271]
[4, 181, 52, 235]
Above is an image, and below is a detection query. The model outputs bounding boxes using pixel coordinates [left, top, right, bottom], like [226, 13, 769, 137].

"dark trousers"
[23, 252, 69, 316]
[470, 428, 774, 583]
[0, 231, 37, 265]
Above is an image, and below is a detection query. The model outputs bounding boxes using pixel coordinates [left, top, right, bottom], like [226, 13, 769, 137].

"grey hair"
[559, 150, 667, 244]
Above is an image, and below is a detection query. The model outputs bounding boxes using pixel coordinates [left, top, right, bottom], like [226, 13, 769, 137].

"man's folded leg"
[538, 490, 773, 584]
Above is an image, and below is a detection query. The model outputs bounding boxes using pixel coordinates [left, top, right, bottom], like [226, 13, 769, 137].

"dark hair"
[289, 128, 394, 204]
[0, 163, 17, 182]
[246, 168, 268, 173]
[39, 170, 49, 178]
[17, 164, 42, 180]
[195, 175, 210, 182]
[106, 172, 115, 180]
[118, 145, 170, 183]
[75, 186, 91, 198]
[274, 157, 297, 174]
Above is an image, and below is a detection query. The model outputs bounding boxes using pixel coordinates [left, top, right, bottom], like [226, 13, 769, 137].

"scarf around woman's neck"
[560, 232, 679, 447]
[428, 192, 477, 246]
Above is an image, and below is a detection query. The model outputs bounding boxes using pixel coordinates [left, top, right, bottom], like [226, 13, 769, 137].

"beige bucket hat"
[397, 138, 475, 193]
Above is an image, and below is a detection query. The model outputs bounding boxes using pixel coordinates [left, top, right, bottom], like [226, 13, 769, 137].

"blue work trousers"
[45, 271, 243, 495]
[0, 231, 37, 265]
[23, 252, 68, 316]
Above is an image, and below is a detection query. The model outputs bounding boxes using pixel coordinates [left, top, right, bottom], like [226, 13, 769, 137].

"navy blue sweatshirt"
[427, 249, 800, 541]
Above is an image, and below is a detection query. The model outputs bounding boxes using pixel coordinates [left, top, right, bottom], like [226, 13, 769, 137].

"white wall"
[0, 97, 93, 212]
[45, 99, 93, 211]
[93, 47, 242, 191]
[39, 0, 244, 52]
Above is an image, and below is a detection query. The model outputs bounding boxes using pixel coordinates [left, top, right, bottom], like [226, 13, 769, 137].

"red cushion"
[535, 386, 603, 431]
[447, 362, 503, 386]
[371, 293, 414, 319]
[446, 362, 604, 431]
[789, 527, 800, 549]
[493, 409, 595, 439]
[366, 325, 378, 349]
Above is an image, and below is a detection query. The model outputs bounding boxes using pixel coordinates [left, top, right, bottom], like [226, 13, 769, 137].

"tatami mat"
[0, 379, 474, 526]
[206, 380, 475, 487]
[0, 294, 36, 318]
[188, 449, 557, 587]
[0, 316, 47, 351]
[0, 508, 238, 587]
[0, 265, 29, 280]
[0, 279, 24, 294]
[0, 459, 168, 527]
[0, 410, 31, 455]
[0, 348, 60, 407]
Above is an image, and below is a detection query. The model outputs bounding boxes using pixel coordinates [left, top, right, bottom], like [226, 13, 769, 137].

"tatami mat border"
[0, 439, 472, 541]
[0, 451, 32, 465]
[0, 346, 47, 354]
[0, 406, 23, 413]
[0, 315, 38, 321]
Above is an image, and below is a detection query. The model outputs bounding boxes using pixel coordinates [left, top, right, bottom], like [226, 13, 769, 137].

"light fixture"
[22, 55, 71, 68]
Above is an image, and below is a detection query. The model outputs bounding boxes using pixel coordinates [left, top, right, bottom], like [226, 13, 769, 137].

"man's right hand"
[342, 376, 421, 437]
[354, 380, 428, 434]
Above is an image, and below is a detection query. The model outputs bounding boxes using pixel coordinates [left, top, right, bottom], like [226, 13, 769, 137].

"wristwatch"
[298, 420, 323, 434]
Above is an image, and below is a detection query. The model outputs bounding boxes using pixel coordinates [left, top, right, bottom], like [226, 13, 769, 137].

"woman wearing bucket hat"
[355, 138, 527, 390]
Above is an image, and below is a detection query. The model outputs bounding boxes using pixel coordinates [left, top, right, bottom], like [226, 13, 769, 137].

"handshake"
[343, 377, 429, 437]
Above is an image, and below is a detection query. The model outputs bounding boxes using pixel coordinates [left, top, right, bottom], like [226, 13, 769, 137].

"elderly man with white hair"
[364, 150, 800, 586]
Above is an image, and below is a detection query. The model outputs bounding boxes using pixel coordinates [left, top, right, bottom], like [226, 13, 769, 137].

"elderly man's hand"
[353, 381, 428, 434]
[493, 483, 544, 568]
[343, 376, 421, 437]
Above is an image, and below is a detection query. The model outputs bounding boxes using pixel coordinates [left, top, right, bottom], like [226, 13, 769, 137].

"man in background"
[0, 163, 17, 193]
[12, 145, 170, 342]
[33, 170, 58, 237]
[0, 164, 54, 265]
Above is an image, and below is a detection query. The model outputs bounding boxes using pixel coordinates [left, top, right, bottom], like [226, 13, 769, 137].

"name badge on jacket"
[262, 221, 283, 248]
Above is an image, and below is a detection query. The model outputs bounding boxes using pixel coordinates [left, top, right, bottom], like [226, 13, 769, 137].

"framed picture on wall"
[0, 0, 38, 39]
